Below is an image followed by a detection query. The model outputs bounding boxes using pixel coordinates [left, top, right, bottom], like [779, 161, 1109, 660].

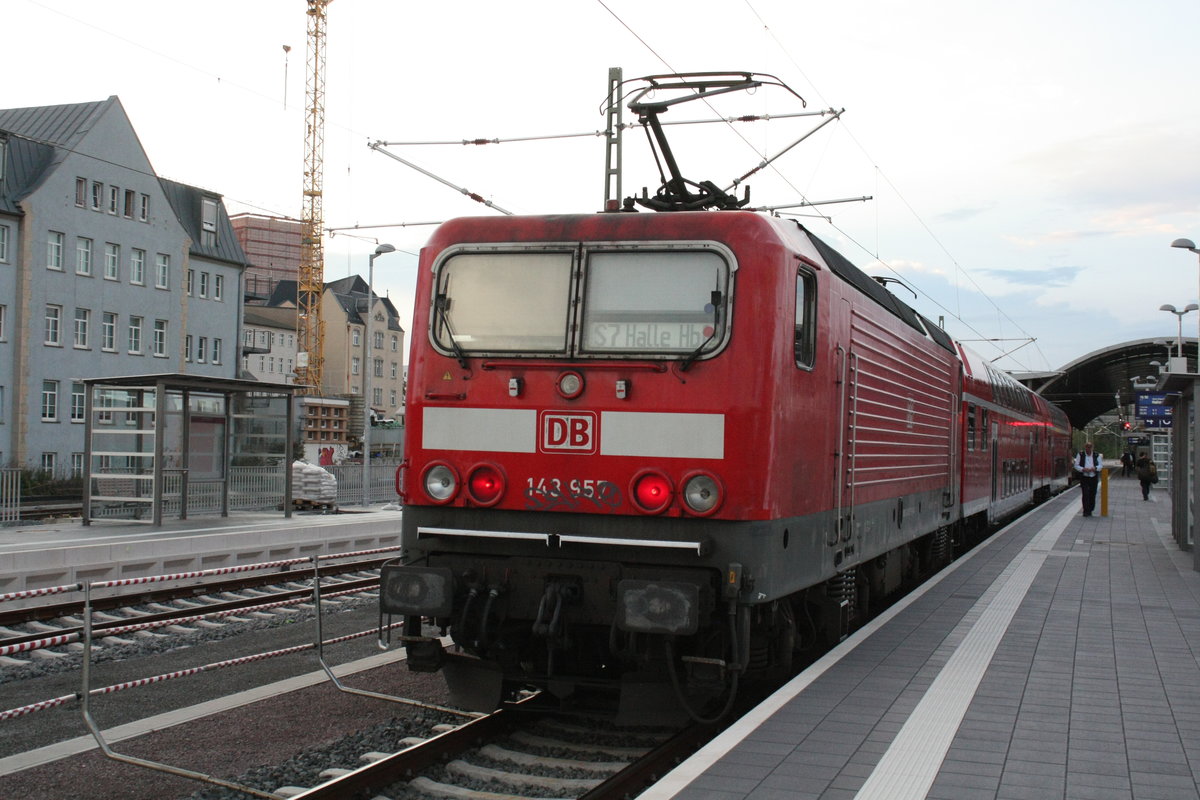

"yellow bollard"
[1100, 468, 1109, 517]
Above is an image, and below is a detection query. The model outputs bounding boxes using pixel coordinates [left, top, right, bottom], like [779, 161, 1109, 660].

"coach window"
[794, 269, 816, 368]
[967, 404, 976, 451]
[981, 409, 990, 450]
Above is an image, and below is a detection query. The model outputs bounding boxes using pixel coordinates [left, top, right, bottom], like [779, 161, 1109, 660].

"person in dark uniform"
[1075, 442, 1103, 516]
[1121, 451, 1134, 477]
[1135, 453, 1157, 500]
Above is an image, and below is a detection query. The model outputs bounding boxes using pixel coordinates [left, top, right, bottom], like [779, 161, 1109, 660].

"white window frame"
[153, 320, 167, 357]
[128, 316, 143, 354]
[90, 181, 103, 211]
[75, 177, 87, 207]
[185, 334, 193, 362]
[155, 253, 170, 289]
[47, 231, 64, 270]
[199, 272, 209, 298]
[0, 224, 9, 263]
[212, 338, 222, 365]
[102, 312, 117, 351]
[214, 274, 224, 301]
[197, 336, 207, 363]
[130, 249, 145, 285]
[71, 382, 86, 422]
[76, 236, 93, 277]
[73, 307, 90, 349]
[139, 193, 150, 222]
[201, 197, 218, 247]
[45, 304, 62, 345]
[41, 380, 59, 421]
[104, 243, 119, 280]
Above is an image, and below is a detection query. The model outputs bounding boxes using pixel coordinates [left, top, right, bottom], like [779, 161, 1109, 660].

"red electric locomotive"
[380, 73, 1070, 719]
[382, 210, 1069, 719]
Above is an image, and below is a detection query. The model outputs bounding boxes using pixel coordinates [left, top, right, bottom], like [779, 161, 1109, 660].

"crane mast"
[295, 0, 330, 394]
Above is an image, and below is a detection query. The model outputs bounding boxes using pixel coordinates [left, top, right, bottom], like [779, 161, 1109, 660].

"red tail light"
[632, 471, 673, 514]
[467, 463, 505, 506]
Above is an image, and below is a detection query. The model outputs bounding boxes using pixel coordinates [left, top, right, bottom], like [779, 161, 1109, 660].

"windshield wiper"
[435, 294, 469, 369]
[680, 289, 722, 372]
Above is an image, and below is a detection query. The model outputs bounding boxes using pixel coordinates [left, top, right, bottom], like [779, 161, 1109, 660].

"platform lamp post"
[1172, 238, 1200, 369]
[363, 243, 397, 506]
[1159, 303, 1199, 371]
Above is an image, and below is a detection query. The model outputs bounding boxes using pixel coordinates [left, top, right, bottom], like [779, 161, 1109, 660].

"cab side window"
[794, 269, 816, 368]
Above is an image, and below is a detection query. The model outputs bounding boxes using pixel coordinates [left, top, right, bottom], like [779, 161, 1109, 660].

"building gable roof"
[158, 177, 249, 268]
[0, 134, 55, 213]
[0, 98, 110, 150]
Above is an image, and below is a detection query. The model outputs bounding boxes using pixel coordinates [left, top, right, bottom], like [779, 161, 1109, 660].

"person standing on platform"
[1121, 451, 1134, 477]
[1075, 442, 1103, 516]
[1135, 453, 1157, 501]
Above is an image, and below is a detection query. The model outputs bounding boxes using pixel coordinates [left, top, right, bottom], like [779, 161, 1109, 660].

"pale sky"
[8, 0, 1200, 374]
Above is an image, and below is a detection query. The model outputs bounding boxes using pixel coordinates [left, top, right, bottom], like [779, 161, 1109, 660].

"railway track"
[255, 695, 715, 800]
[0, 562, 385, 671]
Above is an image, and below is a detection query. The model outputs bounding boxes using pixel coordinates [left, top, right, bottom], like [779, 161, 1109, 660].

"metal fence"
[3, 460, 402, 522]
[0, 469, 19, 523]
[326, 462, 401, 507]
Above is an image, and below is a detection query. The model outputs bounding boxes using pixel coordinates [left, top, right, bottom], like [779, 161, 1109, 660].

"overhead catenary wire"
[739, 0, 1048, 372]
[369, 142, 514, 215]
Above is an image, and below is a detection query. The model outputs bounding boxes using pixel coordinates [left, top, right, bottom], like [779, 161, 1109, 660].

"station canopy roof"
[1017, 338, 1195, 430]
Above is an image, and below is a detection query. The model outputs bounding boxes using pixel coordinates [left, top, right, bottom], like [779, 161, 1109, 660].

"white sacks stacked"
[292, 460, 338, 505]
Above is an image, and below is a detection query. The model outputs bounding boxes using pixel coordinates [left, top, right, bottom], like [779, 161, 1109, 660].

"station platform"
[646, 476, 1200, 800]
[0, 506, 403, 607]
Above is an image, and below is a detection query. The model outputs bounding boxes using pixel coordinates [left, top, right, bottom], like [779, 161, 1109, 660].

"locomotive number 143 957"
[524, 477, 622, 510]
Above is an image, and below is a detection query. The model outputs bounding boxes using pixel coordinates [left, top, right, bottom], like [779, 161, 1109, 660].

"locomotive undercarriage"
[382, 522, 958, 721]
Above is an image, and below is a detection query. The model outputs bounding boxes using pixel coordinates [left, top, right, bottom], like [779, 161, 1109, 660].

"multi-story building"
[241, 306, 298, 385]
[264, 276, 406, 439]
[0, 96, 247, 471]
[230, 213, 301, 304]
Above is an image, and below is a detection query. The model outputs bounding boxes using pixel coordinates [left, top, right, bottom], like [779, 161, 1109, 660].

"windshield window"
[581, 250, 729, 355]
[429, 244, 733, 359]
[433, 252, 573, 353]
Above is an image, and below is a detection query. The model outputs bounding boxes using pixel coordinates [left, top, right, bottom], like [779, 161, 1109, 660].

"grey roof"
[244, 305, 297, 328]
[0, 96, 249, 268]
[0, 97, 110, 149]
[266, 277, 403, 332]
[1, 98, 111, 216]
[0, 134, 55, 213]
[158, 177, 250, 268]
[265, 279, 299, 307]
[82, 372, 296, 396]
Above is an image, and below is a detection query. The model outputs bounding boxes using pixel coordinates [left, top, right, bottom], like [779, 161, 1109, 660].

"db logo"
[539, 412, 597, 454]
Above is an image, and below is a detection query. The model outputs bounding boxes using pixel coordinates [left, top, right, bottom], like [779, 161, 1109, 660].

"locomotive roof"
[800, 224, 955, 355]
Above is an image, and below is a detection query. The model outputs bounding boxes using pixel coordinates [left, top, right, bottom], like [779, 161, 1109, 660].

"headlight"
[423, 463, 458, 503]
[682, 472, 722, 516]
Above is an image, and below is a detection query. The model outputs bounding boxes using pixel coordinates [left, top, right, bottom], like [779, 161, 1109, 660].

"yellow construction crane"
[295, 0, 331, 394]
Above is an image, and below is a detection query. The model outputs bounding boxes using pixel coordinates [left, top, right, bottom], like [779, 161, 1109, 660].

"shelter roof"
[1021, 338, 1192, 429]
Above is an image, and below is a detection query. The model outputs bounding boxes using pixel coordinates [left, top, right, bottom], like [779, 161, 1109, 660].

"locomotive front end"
[383, 214, 777, 715]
